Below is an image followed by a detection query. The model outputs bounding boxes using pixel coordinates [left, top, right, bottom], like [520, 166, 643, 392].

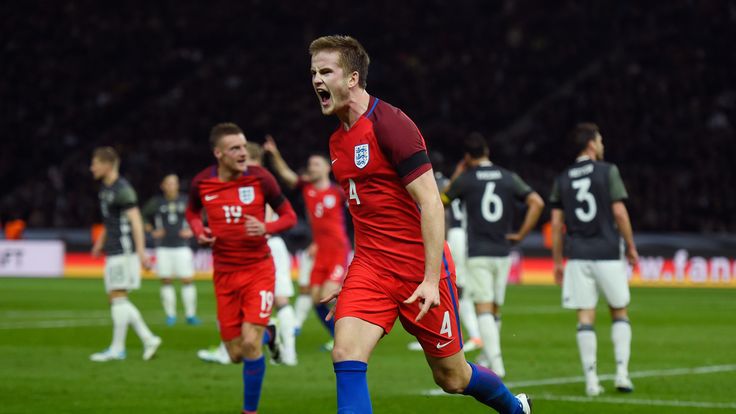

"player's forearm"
[93, 228, 107, 251]
[185, 207, 205, 238]
[265, 200, 297, 234]
[127, 209, 147, 255]
[420, 195, 445, 284]
[270, 153, 299, 188]
[613, 203, 636, 250]
[517, 192, 545, 239]
[550, 210, 564, 264]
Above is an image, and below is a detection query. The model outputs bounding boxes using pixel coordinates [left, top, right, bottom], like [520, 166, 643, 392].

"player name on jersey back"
[550, 159, 629, 261]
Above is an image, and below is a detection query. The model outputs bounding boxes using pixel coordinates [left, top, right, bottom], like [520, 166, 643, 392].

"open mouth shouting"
[316, 88, 332, 108]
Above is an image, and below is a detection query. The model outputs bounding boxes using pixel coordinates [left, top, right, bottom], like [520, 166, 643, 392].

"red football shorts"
[213, 259, 275, 341]
[310, 247, 348, 287]
[334, 258, 463, 358]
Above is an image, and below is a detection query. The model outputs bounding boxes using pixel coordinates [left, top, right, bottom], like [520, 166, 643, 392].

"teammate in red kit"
[185, 122, 296, 414]
[263, 135, 350, 342]
[309, 36, 531, 414]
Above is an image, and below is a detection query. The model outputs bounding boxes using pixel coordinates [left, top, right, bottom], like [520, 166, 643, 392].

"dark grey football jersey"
[446, 162, 532, 257]
[99, 178, 137, 256]
[142, 194, 190, 248]
[549, 158, 628, 260]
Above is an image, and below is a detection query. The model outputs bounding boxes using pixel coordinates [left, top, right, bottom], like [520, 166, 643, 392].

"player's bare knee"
[433, 370, 465, 394]
[161, 278, 173, 285]
[275, 296, 289, 309]
[331, 343, 362, 363]
[240, 336, 261, 359]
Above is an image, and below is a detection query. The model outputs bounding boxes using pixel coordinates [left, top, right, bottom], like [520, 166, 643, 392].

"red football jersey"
[186, 165, 294, 272]
[329, 96, 454, 282]
[297, 179, 349, 252]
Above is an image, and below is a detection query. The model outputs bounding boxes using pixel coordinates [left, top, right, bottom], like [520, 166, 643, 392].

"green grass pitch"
[1, 278, 734, 413]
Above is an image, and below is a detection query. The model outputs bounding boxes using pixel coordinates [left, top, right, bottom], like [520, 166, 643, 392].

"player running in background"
[550, 123, 638, 396]
[89, 147, 162, 362]
[185, 123, 297, 413]
[443, 133, 544, 377]
[309, 35, 530, 414]
[142, 174, 200, 326]
[263, 135, 350, 346]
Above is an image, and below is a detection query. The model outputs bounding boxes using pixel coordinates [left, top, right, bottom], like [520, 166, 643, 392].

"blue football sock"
[242, 356, 266, 412]
[262, 329, 271, 345]
[462, 362, 522, 414]
[334, 360, 372, 414]
[315, 304, 335, 337]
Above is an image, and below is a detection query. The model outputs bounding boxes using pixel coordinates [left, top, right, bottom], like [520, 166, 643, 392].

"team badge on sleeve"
[238, 186, 255, 204]
[354, 144, 369, 169]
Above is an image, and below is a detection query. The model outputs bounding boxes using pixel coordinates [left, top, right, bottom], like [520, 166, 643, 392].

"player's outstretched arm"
[550, 208, 565, 285]
[404, 169, 444, 321]
[612, 201, 638, 266]
[507, 192, 545, 243]
[125, 207, 151, 269]
[263, 135, 299, 189]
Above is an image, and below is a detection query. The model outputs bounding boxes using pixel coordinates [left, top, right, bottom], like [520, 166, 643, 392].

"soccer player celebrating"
[309, 35, 530, 414]
[263, 135, 350, 346]
[185, 123, 297, 413]
[443, 133, 545, 377]
[142, 174, 200, 326]
[549, 123, 638, 396]
[89, 147, 162, 362]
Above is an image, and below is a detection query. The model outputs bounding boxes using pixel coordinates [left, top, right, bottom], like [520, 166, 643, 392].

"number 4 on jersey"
[349, 178, 361, 205]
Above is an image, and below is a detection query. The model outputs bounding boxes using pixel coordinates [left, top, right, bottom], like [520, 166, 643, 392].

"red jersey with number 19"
[329, 96, 454, 282]
[185, 165, 296, 273]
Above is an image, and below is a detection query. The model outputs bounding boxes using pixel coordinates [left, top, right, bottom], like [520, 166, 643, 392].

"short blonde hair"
[309, 35, 370, 89]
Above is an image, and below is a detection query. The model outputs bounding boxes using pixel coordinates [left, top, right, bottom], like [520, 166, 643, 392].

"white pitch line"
[505, 364, 736, 388]
[421, 363, 736, 397]
[537, 394, 736, 409]
[0, 310, 109, 318]
[0, 319, 110, 329]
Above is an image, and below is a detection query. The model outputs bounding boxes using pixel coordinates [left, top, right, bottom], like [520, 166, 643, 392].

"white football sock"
[459, 297, 481, 339]
[612, 319, 632, 377]
[181, 283, 197, 318]
[110, 297, 129, 353]
[495, 314, 502, 333]
[294, 294, 312, 329]
[577, 325, 598, 384]
[478, 312, 504, 376]
[160, 284, 176, 318]
[277, 305, 297, 363]
[125, 300, 155, 344]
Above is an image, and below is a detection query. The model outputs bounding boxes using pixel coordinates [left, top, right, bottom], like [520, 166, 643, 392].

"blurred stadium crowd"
[2, 0, 734, 232]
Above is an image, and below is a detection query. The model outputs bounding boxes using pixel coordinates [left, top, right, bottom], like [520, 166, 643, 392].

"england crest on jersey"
[354, 144, 369, 169]
[238, 186, 255, 204]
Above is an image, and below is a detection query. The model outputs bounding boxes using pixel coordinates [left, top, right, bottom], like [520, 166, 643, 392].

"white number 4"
[440, 311, 452, 338]
[349, 178, 361, 205]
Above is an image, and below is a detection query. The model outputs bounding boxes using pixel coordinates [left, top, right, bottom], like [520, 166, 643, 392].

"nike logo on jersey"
[331, 158, 338, 164]
[259, 312, 271, 319]
[436, 339, 455, 349]
[204, 195, 218, 202]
